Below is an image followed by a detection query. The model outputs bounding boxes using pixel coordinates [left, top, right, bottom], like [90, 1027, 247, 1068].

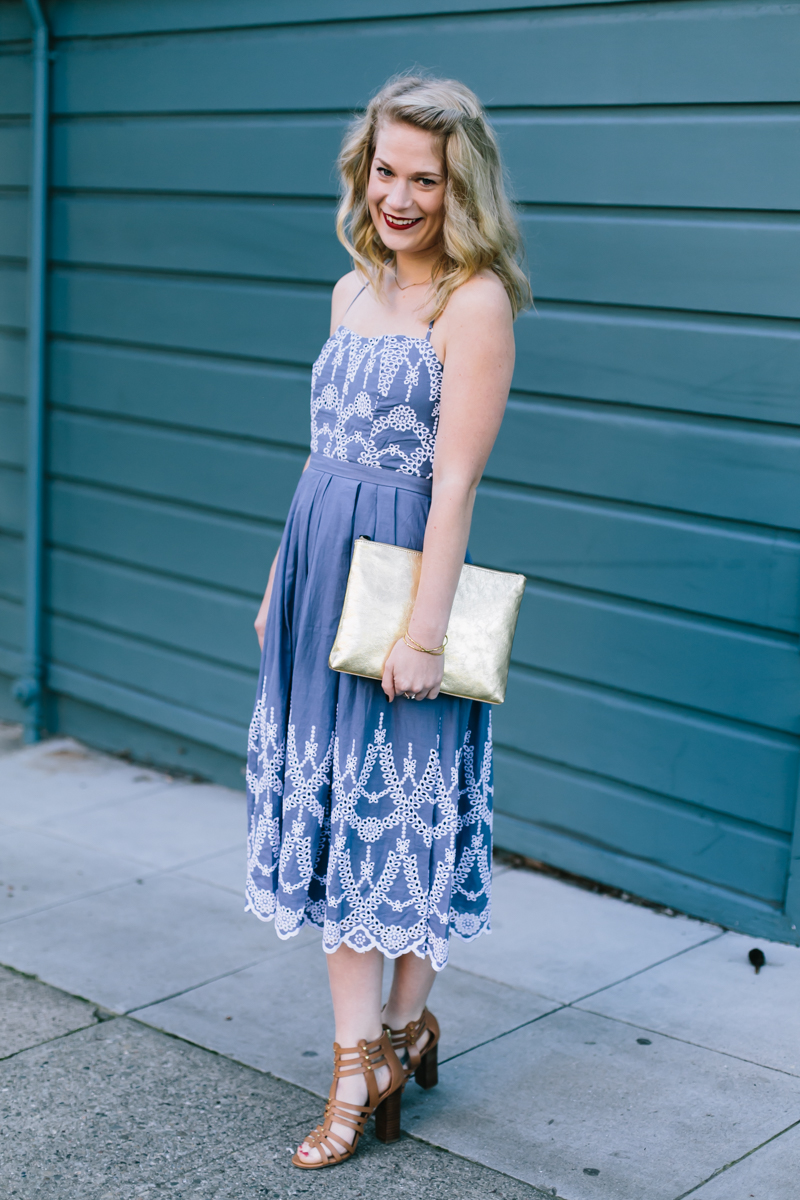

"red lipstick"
[383, 212, 423, 231]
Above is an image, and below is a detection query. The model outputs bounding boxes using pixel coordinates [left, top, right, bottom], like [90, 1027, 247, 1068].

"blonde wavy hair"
[336, 74, 532, 321]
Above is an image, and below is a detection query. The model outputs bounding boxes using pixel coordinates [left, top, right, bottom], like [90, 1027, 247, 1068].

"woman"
[246, 74, 530, 1168]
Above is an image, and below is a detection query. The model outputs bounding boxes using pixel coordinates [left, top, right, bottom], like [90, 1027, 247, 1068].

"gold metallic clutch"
[329, 537, 526, 704]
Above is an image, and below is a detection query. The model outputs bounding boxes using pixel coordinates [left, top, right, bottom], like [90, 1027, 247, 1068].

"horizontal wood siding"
[0, 5, 28, 717]
[1, 0, 799, 937]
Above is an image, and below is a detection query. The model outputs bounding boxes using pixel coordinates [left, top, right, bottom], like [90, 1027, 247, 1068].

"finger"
[414, 689, 430, 701]
[382, 664, 396, 702]
[427, 685, 440, 699]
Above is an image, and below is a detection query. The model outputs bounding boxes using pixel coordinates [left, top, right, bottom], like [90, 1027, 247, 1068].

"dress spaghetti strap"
[343, 284, 367, 318]
[425, 318, 434, 341]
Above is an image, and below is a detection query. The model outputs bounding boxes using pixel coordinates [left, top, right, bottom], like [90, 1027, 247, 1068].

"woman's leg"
[383, 952, 438, 1060]
[297, 944, 387, 1163]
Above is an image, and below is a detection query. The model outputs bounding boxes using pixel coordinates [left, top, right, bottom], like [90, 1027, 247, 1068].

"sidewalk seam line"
[0, 1018, 107, 1064]
[124, 937, 317, 1015]
[566, 931, 727, 1005]
[671, 1117, 800, 1200]
[123, 957, 272, 1014]
[573, 1006, 800, 1078]
[0, 842, 244, 927]
[439, 1005, 568, 1065]
[436, 934, 727, 1067]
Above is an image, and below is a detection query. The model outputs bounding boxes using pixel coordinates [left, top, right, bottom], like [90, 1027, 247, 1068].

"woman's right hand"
[254, 554, 279, 650]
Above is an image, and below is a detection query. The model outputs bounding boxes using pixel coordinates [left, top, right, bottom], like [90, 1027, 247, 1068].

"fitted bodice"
[310, 324, 443, 479]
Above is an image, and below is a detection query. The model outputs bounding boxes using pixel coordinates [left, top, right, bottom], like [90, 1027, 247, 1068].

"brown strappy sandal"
[292, 1029, 405, 1169]
[385, 1007, 441, 1090]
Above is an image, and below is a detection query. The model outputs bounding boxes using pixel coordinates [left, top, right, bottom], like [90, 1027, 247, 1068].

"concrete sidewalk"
[1, 729, 798, 1199]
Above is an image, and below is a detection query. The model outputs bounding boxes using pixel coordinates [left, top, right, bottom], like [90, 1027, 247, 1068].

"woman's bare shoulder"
[443, 270, 512, 332]
[330, 270, 364, 330]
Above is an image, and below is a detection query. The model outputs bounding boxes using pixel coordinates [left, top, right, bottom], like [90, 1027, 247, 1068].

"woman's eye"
[418, 178, 437, 187]
[377, 167, 392, 178]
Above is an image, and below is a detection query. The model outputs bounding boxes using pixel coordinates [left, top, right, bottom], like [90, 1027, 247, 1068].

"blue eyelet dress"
[245, 300, 493, 970]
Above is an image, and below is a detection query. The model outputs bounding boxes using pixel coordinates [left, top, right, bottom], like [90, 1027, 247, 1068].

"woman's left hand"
[382, 638, 444, 702]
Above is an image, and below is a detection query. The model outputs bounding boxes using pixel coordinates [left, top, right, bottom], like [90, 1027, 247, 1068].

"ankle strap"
[386, 1007, 437, 1072]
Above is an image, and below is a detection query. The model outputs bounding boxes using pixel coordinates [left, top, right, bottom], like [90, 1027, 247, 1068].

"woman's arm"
[381, 275, 515, 701]
[256, 275, 360, 649]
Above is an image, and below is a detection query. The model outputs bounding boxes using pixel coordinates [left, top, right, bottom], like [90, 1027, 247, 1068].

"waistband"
[307, 452, 433, 496]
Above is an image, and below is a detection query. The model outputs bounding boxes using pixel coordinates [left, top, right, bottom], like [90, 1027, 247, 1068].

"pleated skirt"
[245, 453, 493, 970]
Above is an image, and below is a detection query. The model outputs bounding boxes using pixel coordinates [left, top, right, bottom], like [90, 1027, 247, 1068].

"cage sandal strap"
[292, 1030, 405, 1169]
[385, 1007, 440, 1085]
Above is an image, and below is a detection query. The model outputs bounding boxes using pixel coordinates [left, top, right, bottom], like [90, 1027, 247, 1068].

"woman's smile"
[382, 210, 424, 231]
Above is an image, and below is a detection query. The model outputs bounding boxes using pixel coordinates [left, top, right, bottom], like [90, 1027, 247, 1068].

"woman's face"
[367, 121, 446, 258]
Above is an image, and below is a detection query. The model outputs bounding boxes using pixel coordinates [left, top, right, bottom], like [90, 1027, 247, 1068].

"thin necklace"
[393, 270, 431, 291]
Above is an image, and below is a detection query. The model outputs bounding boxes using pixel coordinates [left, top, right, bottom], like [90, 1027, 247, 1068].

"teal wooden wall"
[2, 0, 799, 941]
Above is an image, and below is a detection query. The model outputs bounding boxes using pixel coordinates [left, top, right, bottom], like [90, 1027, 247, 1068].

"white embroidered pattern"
[310, 326, 442, 478]
[246, 685, 493, 970]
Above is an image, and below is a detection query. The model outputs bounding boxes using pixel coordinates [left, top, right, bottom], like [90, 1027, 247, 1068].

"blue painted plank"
[0, 647, 23, 684]
[0, 464, 23, 532]
[496, 110, 800, 211]
[472, 484, 800, 634]
[0, 396, 24, 466]
[494, 667, 797, 834]
[0, 529, 23, 600]
[0, 261, 25, 328]
[52, 6, 800, 113]
[49, 548, 260, 671]
[53, 115, 347, 197]
[513, 582, 800, 738]
[49, 410, 307, 523]
[51, 689, 248, 783]
[48, 481, 800, 736]
[52, 110, 800, 210]
[0, 5, 33, 42]
[0, 191, 26, 258]
[0, 595, 23, 649]
[48, 407, 799, 631]
[514, 304, 800, 426]
[50, 194, 348, 282]
[492, 811, 796, 943]
[49, 268, 331, 367]
[522, 207, 800, 322]
[51, 193, 800, 322]
[0, 328, 24, 398]
[49, 481, 279, 597]
[48, 340, 311, 445]
[494, 748, 788, 903]
[0, 49, 29, 116]
[45, 545, 796, 835]
[49, 395, 800, 540]
[48, 269, 800, 425]
[0, 121, 30, 186]
[45, 0, 636, 39]
[47, 662, 247, 757]
[49, 615, 255, 726]
[491, 396, 800, 529]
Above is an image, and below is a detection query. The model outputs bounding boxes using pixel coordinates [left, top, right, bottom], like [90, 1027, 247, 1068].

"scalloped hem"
[244, 897, 492, 972]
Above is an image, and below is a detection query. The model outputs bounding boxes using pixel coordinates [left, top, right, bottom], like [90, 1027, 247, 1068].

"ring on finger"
[404, 692, 416, 700]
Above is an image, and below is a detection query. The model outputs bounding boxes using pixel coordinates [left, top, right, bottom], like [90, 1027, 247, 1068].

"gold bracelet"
[403, 632, 448, 656]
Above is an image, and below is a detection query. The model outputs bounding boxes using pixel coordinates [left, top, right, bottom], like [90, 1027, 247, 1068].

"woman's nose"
[386, 179, 413, 211]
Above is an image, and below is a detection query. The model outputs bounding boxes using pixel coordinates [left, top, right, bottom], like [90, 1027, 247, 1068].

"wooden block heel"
[292, 1030, 405, 1169]
[415, 1039, 438, 1089]
[374, 1083, 403, 1142]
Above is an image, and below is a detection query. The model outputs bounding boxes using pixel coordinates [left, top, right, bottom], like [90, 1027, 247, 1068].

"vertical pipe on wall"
[12, 0, 50, 742]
